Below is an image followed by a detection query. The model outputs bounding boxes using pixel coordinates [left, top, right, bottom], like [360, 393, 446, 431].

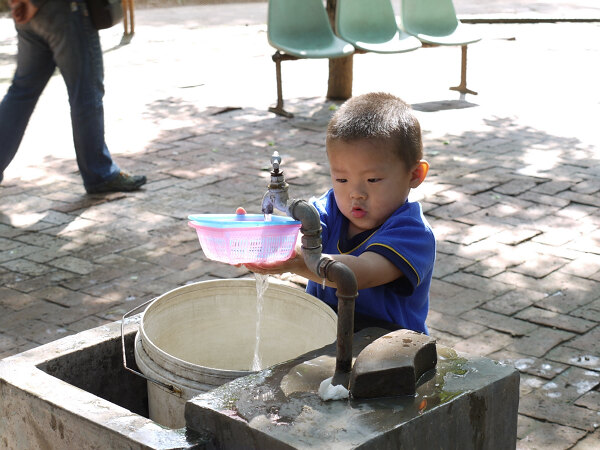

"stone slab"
[186, 329, 520, 450]
[0, 319, 205, 449]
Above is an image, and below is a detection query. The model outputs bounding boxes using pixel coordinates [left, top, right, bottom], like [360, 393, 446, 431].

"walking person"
[0, 0, 146, 194]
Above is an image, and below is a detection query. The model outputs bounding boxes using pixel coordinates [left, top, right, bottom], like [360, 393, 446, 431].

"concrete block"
[186, 329, 520, 450]
[0, 318, 205, 449]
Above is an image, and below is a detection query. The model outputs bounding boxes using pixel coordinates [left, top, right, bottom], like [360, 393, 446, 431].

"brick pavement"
[1, 2, 600, 448]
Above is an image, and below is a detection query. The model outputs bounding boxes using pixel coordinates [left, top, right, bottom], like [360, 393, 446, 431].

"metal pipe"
[317, 258, 357, 387]
[261, 152, 358, 388]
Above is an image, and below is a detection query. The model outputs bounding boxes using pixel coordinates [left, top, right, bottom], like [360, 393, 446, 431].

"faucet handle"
[271, 151, 281, 173]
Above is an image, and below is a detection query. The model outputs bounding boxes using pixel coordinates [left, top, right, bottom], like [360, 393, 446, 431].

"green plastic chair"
[336, 0, 421, 54]
[267, 0, 355, 117]
[400, 0, 481, 94]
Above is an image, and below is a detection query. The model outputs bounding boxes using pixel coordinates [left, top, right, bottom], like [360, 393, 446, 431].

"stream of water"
[252, 273, 269, 371]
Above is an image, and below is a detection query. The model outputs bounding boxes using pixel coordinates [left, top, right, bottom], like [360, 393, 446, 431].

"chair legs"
[122, 0, 135, 36]
[450, 45, 477, 95]
[269, 51, 298, 118]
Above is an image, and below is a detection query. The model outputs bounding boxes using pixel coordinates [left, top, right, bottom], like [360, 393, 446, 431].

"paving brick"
[442, 272, 512, 297]
[0, 287, 39, 311]
[507, 327, 575, 357]
[574, 390, 600, 411]
[0, 333, 30, 354]
[494, 228, 542, 246]
[539, 367, 600, 403]
[516, 307, 596, 333]
[482, 289, 546, 315]
[571, 179, 600, 195]
[0, 243, 41, 263]
[427, 201, 481, 220]
[462, 256, 510, 277]
[572, 429, 600, 450]
[561, 254, 600, 278]
[432, 253, 474, 278]
[426, 310, 486, 338]
[567, 234, 600, 256]
[429, 278, 467, 299]
[443, 223, 503, 246]
[1, 258, 50, 277]
[531, 180, 573, 196]
[438, 238, 496, 262]
[571, 300, 600, 322]
[536, 286, 600, 314]
[518, 190, 571, 208]
[519, 390, 596, 431]
[453, 329, 514, 356]
[33, 285, 106, 309]
[47, 255, 99, 275]
[558, 190, 600, 208]
[546, 346, 600, 372]
[490, 350, 568, 380]
[0, 223, 24, 239]
[426, 328, 463, 348]
[517, 421, 586, 450]
[519, 373, 547, 396]
[493, 179, 539, 196]
[430, 285, 496, 315]
[517, 415, 545, 440]
[5, 269, 75, 293]
[511, 254, 570, 279]
[557, 203, 598, 220]
[464, 308, 538, 337]
[566, 326, 600, 354]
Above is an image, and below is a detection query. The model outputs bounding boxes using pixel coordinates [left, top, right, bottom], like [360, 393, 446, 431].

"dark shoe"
[86, 171, 147, 194]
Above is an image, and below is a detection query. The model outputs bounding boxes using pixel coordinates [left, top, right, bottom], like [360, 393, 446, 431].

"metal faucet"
[261, 152, 289, 215]
[262, 152, 358, 388]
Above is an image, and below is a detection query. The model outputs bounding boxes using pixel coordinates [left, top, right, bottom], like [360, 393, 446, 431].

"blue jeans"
[0, 0, 119, 189]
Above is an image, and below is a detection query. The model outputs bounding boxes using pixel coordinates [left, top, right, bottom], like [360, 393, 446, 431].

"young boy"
[248, 92, 435, 334]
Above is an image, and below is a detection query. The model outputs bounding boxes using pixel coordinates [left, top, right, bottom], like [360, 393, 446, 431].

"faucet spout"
[262, 152, 358, 389]
[261, 151, 289, 215]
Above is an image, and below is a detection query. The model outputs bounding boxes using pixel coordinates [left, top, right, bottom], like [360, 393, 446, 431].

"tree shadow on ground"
[0, 98, 598, 350]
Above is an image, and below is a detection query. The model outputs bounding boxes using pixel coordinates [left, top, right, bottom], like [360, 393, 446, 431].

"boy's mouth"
[351, 207, 366, 218]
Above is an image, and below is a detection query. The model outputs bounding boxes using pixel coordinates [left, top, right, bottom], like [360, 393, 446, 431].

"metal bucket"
[128, 278, 337, 428]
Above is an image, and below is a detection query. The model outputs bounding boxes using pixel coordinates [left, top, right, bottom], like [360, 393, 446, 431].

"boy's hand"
[11, 0, 38, 24]
[244, 249, 303, 275]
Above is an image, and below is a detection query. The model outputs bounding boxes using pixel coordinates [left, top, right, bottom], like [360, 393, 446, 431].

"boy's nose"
[350, 189, 367, 200]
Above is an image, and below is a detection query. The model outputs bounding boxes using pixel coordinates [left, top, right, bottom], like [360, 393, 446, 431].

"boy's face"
[327, 139, 427, 238]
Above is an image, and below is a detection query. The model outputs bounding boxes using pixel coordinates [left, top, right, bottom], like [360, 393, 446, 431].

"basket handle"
[121, 298, 183, 396]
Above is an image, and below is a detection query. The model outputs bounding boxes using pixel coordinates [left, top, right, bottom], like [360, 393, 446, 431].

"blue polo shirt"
[306, 190, 435, 334]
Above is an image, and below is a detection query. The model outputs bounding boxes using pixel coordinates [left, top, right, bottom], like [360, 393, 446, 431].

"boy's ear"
[409, 160, 429, 188]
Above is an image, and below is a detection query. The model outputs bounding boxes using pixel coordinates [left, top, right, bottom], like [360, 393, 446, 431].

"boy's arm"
[246, 248, 403, 290]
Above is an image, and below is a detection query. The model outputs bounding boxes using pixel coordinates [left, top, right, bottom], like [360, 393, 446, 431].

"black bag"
[85, 0, 123, 30]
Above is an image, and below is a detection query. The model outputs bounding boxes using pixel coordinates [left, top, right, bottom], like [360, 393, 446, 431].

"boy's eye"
[368, 178, 382, 183]
[335, 178, 347, 183]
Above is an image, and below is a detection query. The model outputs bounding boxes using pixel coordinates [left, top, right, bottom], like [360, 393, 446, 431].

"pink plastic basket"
[188, 214, 301, 264]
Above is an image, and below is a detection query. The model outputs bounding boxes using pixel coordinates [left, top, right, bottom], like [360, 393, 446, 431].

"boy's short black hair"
[326, 92, 423, 169]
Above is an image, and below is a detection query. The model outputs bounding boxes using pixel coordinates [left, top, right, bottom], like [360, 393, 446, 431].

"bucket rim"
[138, 278, 337, 375]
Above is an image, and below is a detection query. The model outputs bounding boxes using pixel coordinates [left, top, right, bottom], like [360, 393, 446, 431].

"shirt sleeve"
[365, 216, 436, 295]
[310, 191, 334, 248]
